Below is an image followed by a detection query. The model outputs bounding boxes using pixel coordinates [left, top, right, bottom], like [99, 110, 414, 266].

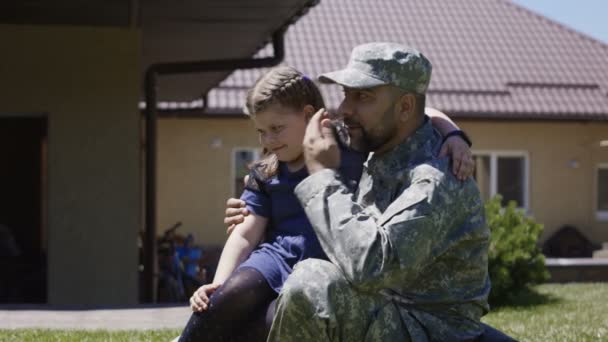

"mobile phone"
[331, 118, 351, 148]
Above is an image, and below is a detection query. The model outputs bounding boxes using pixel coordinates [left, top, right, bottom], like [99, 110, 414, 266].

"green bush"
[485, 195, 549, 305]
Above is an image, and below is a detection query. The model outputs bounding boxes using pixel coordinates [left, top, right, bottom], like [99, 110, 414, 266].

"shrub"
[485, 195, 550, 305]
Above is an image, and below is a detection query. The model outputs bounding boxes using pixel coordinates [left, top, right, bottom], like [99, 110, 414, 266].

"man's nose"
[338, 99, 354, 119]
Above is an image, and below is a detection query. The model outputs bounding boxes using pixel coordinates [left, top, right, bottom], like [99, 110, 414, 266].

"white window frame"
[231, 147, 262, 197]
[596, 163, 608, 221]
[472, 150, 530, 210]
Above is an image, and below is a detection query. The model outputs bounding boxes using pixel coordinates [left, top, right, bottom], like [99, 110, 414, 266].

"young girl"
[177, 66, 473, 342]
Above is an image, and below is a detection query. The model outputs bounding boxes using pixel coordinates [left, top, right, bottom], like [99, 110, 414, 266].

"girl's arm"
[425, 107, 461, 135]
[212, 213, 268, 284]
[425, 107, 474, 180]
[190, 209, 267, 312]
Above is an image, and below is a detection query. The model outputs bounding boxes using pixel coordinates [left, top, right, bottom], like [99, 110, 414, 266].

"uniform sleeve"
[294, 169, 455, 289]
[239, 169, 271, 218]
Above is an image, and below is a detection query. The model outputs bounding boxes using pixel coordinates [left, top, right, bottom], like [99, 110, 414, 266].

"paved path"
[0, 305, 191, 330]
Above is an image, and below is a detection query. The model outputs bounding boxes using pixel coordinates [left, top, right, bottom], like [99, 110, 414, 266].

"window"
[597, 164, 608, 221]
[473, 151, 529, 208]
[232, 148, 262, 198]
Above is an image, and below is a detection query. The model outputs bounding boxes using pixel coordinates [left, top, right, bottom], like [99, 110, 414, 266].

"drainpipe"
[142, 30, 285, 303]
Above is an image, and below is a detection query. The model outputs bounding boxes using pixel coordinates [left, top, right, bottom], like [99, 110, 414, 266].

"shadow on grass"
[490, 286, 561, 308]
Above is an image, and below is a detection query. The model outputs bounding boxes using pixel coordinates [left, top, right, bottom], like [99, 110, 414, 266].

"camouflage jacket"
[293, 118, 491, 340]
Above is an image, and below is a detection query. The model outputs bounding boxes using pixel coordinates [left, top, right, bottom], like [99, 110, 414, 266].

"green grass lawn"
[1, 283, 606, 341]
[482, 283, 607, 341]
[0, 329, 180, 342]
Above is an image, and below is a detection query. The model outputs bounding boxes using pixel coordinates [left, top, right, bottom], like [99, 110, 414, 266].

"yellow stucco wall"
[0, 25, 141, 305]
[159, 118, 608, 246]
[461, 120, 608, 243]
[158, 118, 257, 245]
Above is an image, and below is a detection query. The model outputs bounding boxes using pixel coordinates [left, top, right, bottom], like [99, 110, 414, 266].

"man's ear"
[396, 93, 416, 122]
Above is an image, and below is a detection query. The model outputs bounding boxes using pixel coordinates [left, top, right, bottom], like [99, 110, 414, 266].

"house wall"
[159, 118, 608, 247]
[461, 120, 608, 243]
[157, 117, 256, 246]
[0, 24, 141, 305]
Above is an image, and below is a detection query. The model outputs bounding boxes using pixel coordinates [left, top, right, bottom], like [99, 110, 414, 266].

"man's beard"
[346, 107, 397, 153]
[348, 127, 379, 152]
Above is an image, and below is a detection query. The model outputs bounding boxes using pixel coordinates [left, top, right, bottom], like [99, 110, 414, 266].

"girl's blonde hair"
[245, 66, 325, 179]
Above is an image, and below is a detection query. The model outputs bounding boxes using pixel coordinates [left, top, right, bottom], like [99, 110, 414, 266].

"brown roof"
[205, 0, 608, 120]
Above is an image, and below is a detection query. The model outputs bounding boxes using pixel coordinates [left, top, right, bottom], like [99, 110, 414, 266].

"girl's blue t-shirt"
[237, 147, 366, 293]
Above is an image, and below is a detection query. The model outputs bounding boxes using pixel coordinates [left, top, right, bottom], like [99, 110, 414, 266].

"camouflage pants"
[267, 259, 420, 342]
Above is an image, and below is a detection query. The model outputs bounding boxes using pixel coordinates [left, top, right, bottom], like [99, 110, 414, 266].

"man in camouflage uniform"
[267, 42, 491, 341]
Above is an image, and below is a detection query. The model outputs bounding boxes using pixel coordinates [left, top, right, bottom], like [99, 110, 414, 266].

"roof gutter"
[142, 29, 285, 303]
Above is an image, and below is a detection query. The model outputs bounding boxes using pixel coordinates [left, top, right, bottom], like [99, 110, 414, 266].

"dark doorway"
[0, 116, 47, 303]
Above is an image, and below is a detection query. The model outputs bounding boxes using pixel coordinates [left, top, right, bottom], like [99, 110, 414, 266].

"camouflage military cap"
[318, 42, 432, 93]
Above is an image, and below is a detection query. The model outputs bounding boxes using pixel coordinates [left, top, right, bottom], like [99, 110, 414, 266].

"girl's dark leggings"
[178, 267, 277, 342]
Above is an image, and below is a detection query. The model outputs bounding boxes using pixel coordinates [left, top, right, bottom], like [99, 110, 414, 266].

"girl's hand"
[302, 108, 341, 174]
[190, 283, 221, 312]
[439, 135, 474, 181]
